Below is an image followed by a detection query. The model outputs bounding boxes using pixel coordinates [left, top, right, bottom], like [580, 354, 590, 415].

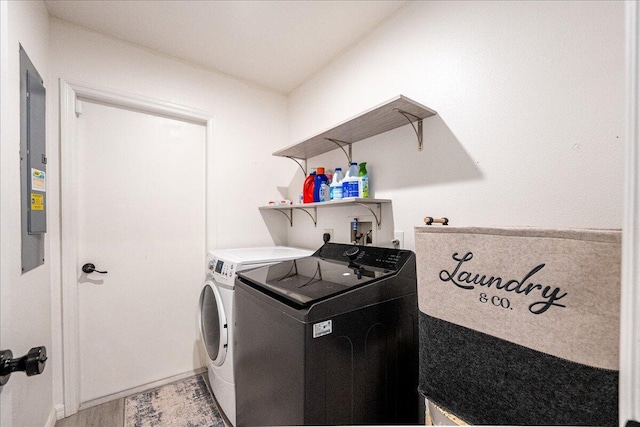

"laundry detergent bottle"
[358, 162, 369, 198]
[303, 169, 316, 203]
[322, 173, 332, 202]
[342, 162, 359, 198]
[313, 167, 329, 202]
[330, 167, 344, 200]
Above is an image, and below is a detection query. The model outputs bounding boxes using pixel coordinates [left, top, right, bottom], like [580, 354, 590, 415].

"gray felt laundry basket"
[414, 226, 621, 426]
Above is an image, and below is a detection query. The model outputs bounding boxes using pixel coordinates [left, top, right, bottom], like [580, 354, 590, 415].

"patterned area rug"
[124, 375, 225, 427]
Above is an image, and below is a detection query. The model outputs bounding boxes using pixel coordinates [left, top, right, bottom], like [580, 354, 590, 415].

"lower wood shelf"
[259, 198, 391, 228]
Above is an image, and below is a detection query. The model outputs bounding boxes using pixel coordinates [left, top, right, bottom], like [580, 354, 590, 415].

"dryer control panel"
[206, 252, 237, 287]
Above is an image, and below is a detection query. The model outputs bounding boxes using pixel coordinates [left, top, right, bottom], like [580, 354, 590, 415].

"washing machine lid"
[237, 244, 413, 308]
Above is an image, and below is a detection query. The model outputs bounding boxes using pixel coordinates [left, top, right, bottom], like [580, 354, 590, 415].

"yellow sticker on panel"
[31, 168, 46, 192]
[31, 193, 44, 211]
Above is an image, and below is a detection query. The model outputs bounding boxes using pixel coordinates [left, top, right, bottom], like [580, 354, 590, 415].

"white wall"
[0, 1, 54, 426]
[48, 18, 292, 411]
[285, 1, 626, 250]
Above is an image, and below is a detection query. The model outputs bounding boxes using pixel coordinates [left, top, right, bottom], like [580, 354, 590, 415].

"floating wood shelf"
[260, 198, 391, 228]
[273, 95, 437, 174]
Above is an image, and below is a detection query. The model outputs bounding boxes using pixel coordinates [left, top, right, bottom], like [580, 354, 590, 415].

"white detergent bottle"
[342, 162, 359, 198]
[330, 167, 344, 200]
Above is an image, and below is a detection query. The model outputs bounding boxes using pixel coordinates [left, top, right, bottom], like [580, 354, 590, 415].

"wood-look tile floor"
[55, 399, 124, 427]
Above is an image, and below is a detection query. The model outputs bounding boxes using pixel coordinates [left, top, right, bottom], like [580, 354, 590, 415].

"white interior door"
[75, 100, 206, 405]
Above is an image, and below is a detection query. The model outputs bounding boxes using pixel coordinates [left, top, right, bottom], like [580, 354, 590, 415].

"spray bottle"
[358, 162, 368, 199]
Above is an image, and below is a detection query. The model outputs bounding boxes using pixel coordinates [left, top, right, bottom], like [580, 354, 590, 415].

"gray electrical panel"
[20, 45, 46, 273]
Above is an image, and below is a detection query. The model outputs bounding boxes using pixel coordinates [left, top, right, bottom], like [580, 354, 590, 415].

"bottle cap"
[350, 162, 357, 165]
[335, 167, 342, 171]
[317, 167, 325, 174]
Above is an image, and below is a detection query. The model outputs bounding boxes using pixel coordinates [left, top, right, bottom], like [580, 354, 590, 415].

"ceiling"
[44, 0, 407, 93]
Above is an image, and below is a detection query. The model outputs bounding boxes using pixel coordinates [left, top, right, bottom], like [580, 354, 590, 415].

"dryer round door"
[199, 282, 228, 366]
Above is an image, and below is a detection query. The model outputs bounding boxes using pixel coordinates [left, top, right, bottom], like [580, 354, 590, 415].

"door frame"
[621, 2, 640, 425]
[59, 80, 215, 417]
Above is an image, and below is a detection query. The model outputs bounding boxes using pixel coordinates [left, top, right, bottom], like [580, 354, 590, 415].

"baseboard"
[45, 406, 57, 427]
[78, 367, 207, 411]
[55, 404, 65, 420]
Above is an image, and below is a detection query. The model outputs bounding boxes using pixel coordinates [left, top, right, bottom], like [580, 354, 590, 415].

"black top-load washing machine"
[234, 243, 419, 426]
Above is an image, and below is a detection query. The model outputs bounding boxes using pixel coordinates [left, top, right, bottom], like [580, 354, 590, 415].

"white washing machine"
[198, 246, 313, 426]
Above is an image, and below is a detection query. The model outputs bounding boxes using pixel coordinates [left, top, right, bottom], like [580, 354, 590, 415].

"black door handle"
[82, 263, 108, 274]
[0, 346, 47, 386]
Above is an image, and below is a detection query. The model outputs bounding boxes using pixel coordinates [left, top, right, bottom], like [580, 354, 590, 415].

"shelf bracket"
[285, 156, 307, 176]
[324, 138, 353, 164]
[394, 109, 424, 151]
[294, 207, 318, 227]
[354, 202, 382, 229]
[274, 208, 293, 226]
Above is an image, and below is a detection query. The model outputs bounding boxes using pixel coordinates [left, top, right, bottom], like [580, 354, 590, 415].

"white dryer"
[198, 247, 312, 426]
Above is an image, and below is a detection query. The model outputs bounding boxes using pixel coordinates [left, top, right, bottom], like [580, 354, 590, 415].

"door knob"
[0, 346, 47, 386]
[82, 263, 107, 274]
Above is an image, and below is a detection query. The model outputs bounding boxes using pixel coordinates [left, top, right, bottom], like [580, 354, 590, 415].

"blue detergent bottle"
[313, 167, 329, 202]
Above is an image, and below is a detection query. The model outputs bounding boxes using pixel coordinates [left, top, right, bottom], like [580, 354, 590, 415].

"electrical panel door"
[20, 45, 46, 273]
